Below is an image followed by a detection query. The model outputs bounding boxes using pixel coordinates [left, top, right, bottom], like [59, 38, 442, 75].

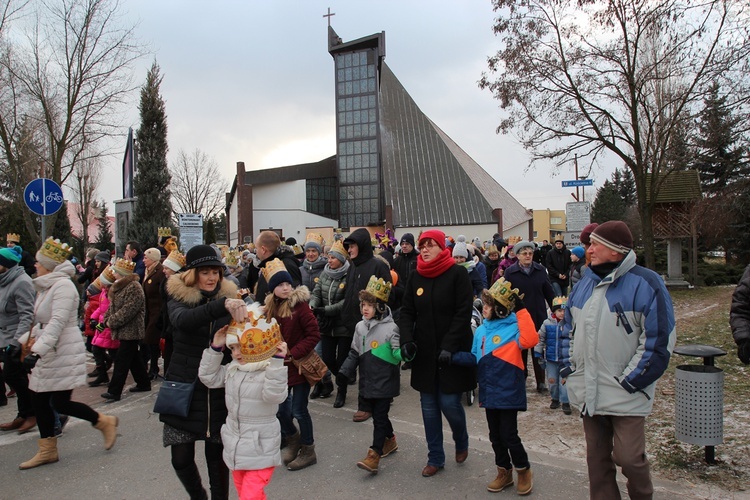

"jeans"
[419, 385, 469, 467]
[486, 408, 529, 470]
[551, 281, 564, 297]
[546, 361, 568, 403]
[277, 382, 314, 445]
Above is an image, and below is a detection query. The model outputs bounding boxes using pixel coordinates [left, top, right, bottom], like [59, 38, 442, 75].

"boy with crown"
[452, 277, 538, 495]
[337, 275, 413, 475]
[199, 302, 289, 500]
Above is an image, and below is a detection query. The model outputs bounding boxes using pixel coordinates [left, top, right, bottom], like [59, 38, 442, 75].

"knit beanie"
[579, 223, 599, 245]
[571, 246, 586, 259]
[95, 251, 111, 264]
[417, 229, 446, 251]
[0, 246, 22, 268]
[400, 233, 415, 247]
[87, 278, 102, 296]
[264, 258, 293, 292]
[452, 235, 469, 258]
[590, 221, 633, 255]
[328, 240, 348, 264]
[303, 232, 324, 253]
[513, 240, 535, 255]
[144, 247, 162, 263]
[86, 248, 99, 261]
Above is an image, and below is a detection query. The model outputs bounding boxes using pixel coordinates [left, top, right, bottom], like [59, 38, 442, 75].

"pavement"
[0, 354, 736, 499]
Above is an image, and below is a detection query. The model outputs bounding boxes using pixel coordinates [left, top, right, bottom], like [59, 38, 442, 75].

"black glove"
[313, 307, 326, 316]
[89, 319, 98, 330]
[400, 342, 417, 361]
[437, 349, 452, 366]
[5, 344, 20, 361]
[23, 353, 40, 373]
[336, 372, 350, 387]
[512, 293, 526, 312]
[738, 338, 750, 365]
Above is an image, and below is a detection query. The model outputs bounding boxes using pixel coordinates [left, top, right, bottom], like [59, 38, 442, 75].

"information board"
[566, 202, 591, 232]
[179, 213, 203, 252]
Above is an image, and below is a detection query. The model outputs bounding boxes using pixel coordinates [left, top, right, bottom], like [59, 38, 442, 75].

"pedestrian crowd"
[0, 221, 689, 499]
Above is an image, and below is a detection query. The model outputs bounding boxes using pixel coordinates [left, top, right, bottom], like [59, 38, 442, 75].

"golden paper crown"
[226, 304, 283, 363]
[305, 232, 324, 247]
[554, 233, 564, 242]
[164, 250, 186, 271]
[552, 296, 568, 309]
[39, 237, 72, 263]
[158, 227, 172, 238]
[88, 277, 102, 291]
[262, 258, 287, 282]
[364, 275, 391, 303]
[225, 250, 239, 268]
[487, 277, 524, 311]
[507, 236, 522, 245]
[112, 257, 136, 276]
[329, 240, 347, 258]
[6, 233, 20, 243]
[99, 265, 116, 285]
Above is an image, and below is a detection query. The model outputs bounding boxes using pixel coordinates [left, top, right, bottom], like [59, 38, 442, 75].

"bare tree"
[170, 148, 229, 221]
[480, 0, 750, 268]
[71, 151, 101, 247]
[0, 0, 145, 243]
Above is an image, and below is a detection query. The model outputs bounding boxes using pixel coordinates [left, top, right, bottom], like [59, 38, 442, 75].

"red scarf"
[416, 248, 455, 278]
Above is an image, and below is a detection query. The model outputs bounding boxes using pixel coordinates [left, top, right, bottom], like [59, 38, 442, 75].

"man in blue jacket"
[560, 221, 676, 500]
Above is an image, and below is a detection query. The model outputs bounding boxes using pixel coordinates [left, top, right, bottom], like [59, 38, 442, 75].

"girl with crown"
[452, 277, 538, 495]
[263, 258, 320, 472]
[199, 303, 289, 500]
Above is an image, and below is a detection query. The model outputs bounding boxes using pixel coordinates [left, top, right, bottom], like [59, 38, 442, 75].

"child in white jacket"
[199, 304, 288, 500]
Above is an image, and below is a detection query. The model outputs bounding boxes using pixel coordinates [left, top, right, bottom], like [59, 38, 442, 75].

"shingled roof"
[645, 170, 702, 204]
[379, 62, 530, 229]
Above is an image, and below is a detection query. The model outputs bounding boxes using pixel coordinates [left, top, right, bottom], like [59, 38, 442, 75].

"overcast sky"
[97, 0, 617, 218]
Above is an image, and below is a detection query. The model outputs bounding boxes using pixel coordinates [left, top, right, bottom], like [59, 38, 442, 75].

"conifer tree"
[95, 200, 115, 253]
[128, 61, 172, 248]
[591, 180, 627, 224]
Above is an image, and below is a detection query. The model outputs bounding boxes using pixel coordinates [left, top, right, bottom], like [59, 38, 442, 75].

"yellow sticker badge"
[416, 287, 424, 296]
[370, 340, 379, 349]
[492, 335, 501, 345]
[339, 283, 345, 289]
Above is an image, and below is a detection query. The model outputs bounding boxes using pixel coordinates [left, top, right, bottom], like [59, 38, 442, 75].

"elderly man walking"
[561, 221, 676, 500]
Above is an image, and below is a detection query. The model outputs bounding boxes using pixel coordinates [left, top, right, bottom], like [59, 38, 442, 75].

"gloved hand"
[336, 372, 350, 387]
[313, 307, 326, 316]
[23, 353, 40, 373]
[437, 349, 452, 366]
[400, 342, 417, 361]
[96, 323, 105, 332]
[89, 319, 98, 330]
[5, 343, 20, 361]
[512, 293, 526, 312]
[738, 338, 750, 365]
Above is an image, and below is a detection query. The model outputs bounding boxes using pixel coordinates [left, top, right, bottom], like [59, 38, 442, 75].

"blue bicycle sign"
[24, 178, 64, 216]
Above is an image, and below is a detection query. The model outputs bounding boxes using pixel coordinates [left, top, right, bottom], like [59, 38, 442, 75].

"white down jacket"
[199, 349, 288, 471]
[25, 260, 87, 393]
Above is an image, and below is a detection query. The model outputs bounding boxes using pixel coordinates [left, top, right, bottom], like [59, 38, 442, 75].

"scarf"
[226, 358, 271, 378]
[324, 260, 350, 280]
[590, 261, 621, 279]
[416, 248, 455, 279]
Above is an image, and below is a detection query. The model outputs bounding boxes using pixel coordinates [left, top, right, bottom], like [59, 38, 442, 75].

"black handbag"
[153, 379, 196, 418]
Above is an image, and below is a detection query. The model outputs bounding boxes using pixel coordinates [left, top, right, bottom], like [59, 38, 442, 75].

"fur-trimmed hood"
[264, 285, 310, 318]
[109, 273, 140, 294]
[285, 285, 310, 308]
[167, 274, 238, 306]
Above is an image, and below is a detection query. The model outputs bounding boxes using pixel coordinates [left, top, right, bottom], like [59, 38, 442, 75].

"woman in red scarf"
[397, 229, 476, 478]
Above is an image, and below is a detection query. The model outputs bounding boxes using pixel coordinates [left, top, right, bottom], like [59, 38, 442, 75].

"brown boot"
[280, 432, 301, 465]
[287, 444, 317, 471]
[17, 416, 37, 434]
[357, 448, 380, 474]
[516, 467, 533, 495]
[94, 413, 119, 450]
[0, 416, 26, 431]
[487, 467, 513, 492]
[19, 437, 59, 470]
[381, 435, 398, 458]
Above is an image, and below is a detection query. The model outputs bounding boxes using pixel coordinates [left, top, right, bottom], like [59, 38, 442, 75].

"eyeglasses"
[517, 250, 534, 256]
[417, 240, 437, 251]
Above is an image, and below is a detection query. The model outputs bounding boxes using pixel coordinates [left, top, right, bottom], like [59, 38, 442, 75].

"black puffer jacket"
[341, 229, 391, 333]
[161, 276, 238, 437]
[730, 265, 750, 345]
[546, 247, 572, 289]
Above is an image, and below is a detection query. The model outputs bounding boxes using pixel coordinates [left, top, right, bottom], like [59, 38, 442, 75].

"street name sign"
[561, 179, 594, 187]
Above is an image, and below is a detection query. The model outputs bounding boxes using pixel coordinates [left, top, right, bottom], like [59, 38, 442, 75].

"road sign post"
[24, 178, 64, 241]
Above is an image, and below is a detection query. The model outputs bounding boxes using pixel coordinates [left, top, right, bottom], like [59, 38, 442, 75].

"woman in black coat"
[163, 245, 246, 500]
[397, 229, 476, 478]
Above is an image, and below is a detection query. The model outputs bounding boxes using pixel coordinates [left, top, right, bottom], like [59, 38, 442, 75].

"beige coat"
[26, 260, 87, 393]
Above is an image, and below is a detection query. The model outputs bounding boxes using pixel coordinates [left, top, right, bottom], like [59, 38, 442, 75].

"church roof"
[378, 62, 530, 229]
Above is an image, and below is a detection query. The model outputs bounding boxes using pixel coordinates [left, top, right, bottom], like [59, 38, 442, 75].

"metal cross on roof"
[323, 7, 335, 26]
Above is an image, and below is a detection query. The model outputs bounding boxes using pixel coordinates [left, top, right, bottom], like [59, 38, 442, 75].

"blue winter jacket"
[535, 316, 568, 363]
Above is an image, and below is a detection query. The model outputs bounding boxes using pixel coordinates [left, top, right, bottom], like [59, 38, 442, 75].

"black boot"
[319, 376, 334, 399]
[88, 372, 109, 387]
[333, 385, 347, 408]
[174, 463, 208, 500]
[206, 455, 229, 500]
[309, 381, 322, 399]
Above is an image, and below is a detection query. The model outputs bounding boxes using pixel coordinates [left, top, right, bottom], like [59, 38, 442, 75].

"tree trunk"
[639, 204, 656, 270]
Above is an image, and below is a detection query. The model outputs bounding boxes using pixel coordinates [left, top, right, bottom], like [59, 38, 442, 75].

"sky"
[96, 0, 617, 218]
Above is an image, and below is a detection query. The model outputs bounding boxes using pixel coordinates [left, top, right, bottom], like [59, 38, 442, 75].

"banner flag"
[122, 127, 134, 198]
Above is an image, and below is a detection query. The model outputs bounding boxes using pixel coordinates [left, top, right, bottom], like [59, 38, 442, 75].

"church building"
[226, 25, 532, 246]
